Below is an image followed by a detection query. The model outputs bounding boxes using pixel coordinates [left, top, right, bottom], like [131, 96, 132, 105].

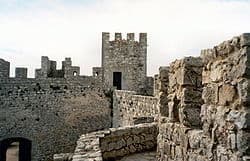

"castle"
[0, 33, 249, 161]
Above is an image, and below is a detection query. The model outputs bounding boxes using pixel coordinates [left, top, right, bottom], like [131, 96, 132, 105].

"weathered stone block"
[227, 111, 250, 130]
[158, 92, 169, 117]
[181, 87, 202, 104]
[238, 78, 250, 105]
[202, 84, 218, 104]
[179, 104, 201, 127]
[218, 84, 236, 106]
[188, 130, 203, 149]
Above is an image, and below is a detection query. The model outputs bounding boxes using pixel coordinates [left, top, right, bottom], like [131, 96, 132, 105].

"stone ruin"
[0, 33, 250, 161]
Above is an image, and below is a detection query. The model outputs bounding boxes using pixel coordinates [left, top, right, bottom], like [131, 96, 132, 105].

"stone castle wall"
[102, 33, 148, 94]
[0, 77, 111, 161]
[113, 90, 158, 128]
[157, 34, 250, 161]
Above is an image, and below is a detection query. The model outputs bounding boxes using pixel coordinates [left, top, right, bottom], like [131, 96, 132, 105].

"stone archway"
[0, 138, 31, 161]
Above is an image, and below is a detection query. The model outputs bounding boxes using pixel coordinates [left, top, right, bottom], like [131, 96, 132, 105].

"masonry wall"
[0, 77, 111, 161]
[157, 34, 250, 161]
[200, 33, 250, 160]
[102, 33, 148, 94]
[70, 123, 157, 161]
[113, 90, 158, 128]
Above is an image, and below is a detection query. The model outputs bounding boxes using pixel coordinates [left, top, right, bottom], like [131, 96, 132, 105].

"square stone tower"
[101, 32, 147, 94]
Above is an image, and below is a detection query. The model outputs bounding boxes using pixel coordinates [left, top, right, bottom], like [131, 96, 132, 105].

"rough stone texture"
[200, 33, 250, 160]
[168, 57, 203, 127]
[70, 123, 157, 161]
[157, 66, 169, 117]
[102, 33, 148, 94]
[0, 57, 111, 161]
[157, 34, 250, 161]
[113, 90, 158, 128]
[92, 67, 103, 83]
[0, 58, 10, 78]
[0, 77, 111, 161]
[2, 32, 250, 161]
[53, 153, 73, 161]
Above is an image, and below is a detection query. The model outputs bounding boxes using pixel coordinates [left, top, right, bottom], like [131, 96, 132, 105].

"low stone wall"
[113, 90, 158, 128]
[157, 121, 206, 161]
[0, 77, 110, 161]
[70, 123, 158, 161]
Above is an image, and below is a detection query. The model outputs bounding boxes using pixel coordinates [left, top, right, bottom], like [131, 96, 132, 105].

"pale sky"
[0, 0, 250, 77]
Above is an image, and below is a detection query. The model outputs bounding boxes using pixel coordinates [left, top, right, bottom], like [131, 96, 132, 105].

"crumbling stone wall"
[102, 33, 148, 94]
[168, 57, 203, 127]
[200, 33, 250, 160]
[113, 90, 158, 128]
[35, 57, 81, 78]
[157, 34, 250, 161]
[0, 77, 111, 161]
[157, 56, 203, 161]
[69, 123, 157, 161]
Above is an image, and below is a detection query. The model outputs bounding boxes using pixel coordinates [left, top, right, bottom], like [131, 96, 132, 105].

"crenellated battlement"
[101, 32, 148, 94]
[102, 32, 147, 44]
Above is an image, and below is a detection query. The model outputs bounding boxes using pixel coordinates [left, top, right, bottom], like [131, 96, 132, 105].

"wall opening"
[95, 72, 99, 76]
[6, 142, 19, 161]
[113, 72, 122, 90]
[0, 138, 31, 161]
[73, 71, 77, 76]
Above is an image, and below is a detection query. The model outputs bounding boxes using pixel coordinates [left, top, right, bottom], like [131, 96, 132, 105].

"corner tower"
[101, 32, 147, 94]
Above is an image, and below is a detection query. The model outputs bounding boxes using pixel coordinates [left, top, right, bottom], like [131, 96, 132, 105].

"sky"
[0, 0, 250, 77]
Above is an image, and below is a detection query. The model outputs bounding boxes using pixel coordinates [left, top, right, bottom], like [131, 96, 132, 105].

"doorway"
[113, 72, 122, 90]
[0, 138, 31, 161]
